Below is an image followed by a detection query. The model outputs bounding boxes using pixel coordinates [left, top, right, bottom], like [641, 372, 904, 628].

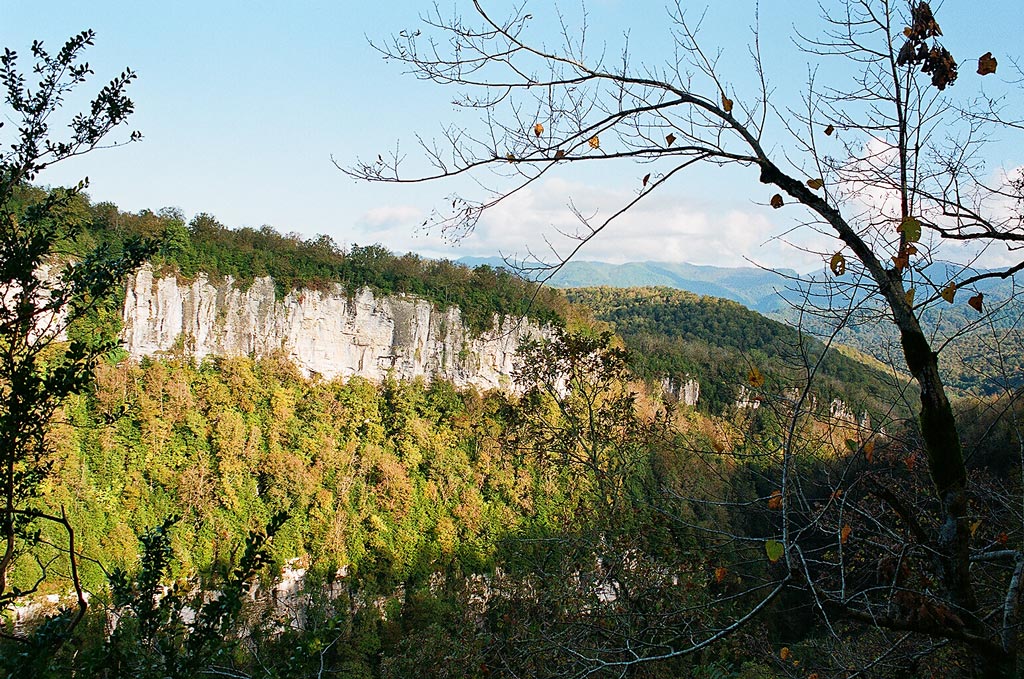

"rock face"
[659, 375, 700, 407]
[121, 265, 544, 390]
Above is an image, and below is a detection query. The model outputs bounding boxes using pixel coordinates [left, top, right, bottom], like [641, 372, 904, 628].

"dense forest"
[13, 320, 1017, 678]
[7, 328, 884, 678]
[6, 185, 567, 335]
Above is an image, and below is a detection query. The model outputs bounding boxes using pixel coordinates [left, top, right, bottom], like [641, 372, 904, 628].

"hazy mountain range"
[458, 257, 798, 313]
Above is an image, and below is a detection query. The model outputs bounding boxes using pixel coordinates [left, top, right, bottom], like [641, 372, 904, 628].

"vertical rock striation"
[121, 265, 544, 390]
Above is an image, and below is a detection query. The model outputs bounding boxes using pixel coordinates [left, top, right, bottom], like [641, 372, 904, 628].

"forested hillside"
[21, 340, 782, 677]
[568, 287, 912, 418]
[23, 187, 567, 334]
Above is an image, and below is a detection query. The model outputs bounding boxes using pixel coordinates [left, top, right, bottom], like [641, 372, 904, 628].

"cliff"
[121, 264, 544, 390]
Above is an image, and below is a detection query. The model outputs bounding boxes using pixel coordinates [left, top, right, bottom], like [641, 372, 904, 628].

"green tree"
[0, 31, 155, 640]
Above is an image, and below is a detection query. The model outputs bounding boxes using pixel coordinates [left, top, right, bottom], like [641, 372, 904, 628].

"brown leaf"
[864, 439, 875, 463]
[840, 524, 852, 545]
[824, 124, 835, 136]
[722, 94, 734, 113]
[714, 566, 728, 583]
[940, 282, 956, 303]
[505, 153, 515, 162]
[642, 173, 651, 187]
[779, 647, 791, 661]
[968, 292, 984, 312]
[830, 252, 846, 276]
[554, 149, 566, 159]
[588, 135, 600, 149]
[748, 366, 765, 388]
[892, 253, 909, 272]
[905, 453, 917, 471]
[533, 122, 544, 137]
[909, 2, 942, 39]
[905, 287, 916, 307]
[768, 490, 783, 510]
[978, 52, 998, 76]
[770, 194, 784, 209]
[666, 133, 677, 146]
[807, 178, 824, 190]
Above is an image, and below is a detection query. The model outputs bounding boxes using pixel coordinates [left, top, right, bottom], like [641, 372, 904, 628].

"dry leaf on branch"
[978, 51, 998, 75]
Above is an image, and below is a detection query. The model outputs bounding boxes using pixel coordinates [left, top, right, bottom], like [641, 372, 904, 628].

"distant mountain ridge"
[458, 257, 797, 313]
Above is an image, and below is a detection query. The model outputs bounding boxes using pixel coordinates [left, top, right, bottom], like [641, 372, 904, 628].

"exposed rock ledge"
[121, 265, 546, 391]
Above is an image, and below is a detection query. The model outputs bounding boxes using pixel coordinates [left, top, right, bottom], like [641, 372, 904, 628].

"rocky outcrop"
[121, 265, 545, 391]
[659, 375, 700, 407]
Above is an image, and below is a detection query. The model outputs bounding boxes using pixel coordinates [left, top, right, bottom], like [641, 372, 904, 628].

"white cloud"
[359, 205, 425, 231]
[438, 177, 833, 271]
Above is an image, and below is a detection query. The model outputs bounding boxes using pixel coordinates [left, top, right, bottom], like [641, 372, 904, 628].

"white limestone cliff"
[659, 375, 700, 407]
[121, 265, 544, 391]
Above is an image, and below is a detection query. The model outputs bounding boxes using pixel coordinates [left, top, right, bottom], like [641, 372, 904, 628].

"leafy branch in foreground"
[0, 30, 156, 642]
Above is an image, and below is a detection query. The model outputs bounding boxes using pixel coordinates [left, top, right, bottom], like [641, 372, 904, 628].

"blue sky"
[2, 1, 1020, 270]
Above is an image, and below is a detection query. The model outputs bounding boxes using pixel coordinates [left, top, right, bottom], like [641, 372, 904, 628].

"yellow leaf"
[770, 194, 784, 209]
[970, 520, 982, 537]
[722, 94, 734, 113]
[830, 252, 846, 276]
[840, 524, 852, 545]
[940, 283, 956, 303]
[898, 216, 922, 243]
[864, 439, 875, 463]
[905, 287, 916, 306]
[554, 149, 566, 159]
[505, 153, 516, 162]
[765, 540, 784, 562]
[807, 178, 824, 190]
[779, 647, 791, 661]
[768, 490, 782, 510]
[666, 133, 676, 146]
[642, 173, 651, 187]
[978, 52, 998, 76]
[968, 292, 984, 312]
[824, 124, 835, 136]
[533, 123, 544, 137]
[748, 366, 765, 388]
[588, 135, 600, 149]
